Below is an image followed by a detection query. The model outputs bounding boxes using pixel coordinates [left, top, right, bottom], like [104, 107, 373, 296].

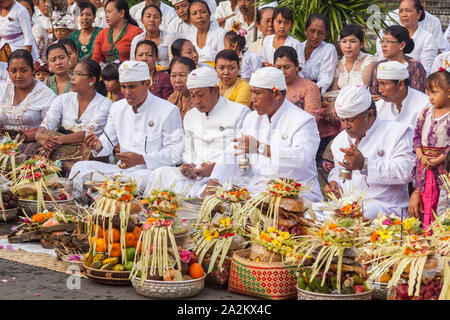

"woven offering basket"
[83, 263, 131, 285]
[296, 284, 373, 300]
[228, 248, 301, 300]
[0, 207, 19, 222]
[368, 281, 389, 300]
[8, 226, 42, 243]
[18, 199, 76, 215]
[132, 274, 206, 299]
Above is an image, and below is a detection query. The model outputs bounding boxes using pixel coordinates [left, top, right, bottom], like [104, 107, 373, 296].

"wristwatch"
[257, 142, 266, 155]
[360, 157, 368, 175]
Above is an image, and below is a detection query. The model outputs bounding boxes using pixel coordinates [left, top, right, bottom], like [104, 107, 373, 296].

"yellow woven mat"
[0, 248, 87, 278]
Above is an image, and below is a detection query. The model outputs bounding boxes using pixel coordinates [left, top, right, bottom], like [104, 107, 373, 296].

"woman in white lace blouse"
[330, 24, 375, 90]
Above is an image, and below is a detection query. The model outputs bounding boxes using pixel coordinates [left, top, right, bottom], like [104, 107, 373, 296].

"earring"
[69, 61, 72, 66]
[89, 82, 93, 87]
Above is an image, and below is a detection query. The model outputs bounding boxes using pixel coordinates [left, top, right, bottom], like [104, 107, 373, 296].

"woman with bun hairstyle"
[371, 25, 427, 99]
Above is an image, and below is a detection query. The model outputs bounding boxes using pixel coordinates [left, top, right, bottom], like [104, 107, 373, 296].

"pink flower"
[382, 219, 392, 226]
[179, 250, 191, 263]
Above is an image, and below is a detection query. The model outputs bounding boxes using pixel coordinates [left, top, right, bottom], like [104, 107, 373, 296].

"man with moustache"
[224, 0, 257, 48]
[166, 0, 194, 39]
[202, 67, 323, 202]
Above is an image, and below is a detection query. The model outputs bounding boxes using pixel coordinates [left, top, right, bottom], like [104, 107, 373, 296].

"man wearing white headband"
[130, 0, 177, 31]
[325, 83, 415, 220]
[69, 60, 184, 197]
[145, 67, 250, 196]
[166, 0, 195, 39]
[375, 60, 429, 130]
[203, 67, 323, 202]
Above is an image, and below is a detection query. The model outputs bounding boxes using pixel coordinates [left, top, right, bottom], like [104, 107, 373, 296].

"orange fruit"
[379, 273, 391, 283]
[95, 238, 106, 253]
[188, 263, 204, 279]
[132, 226, 141, 241]
[94, 225, 104, 238]
[104, 228, 120, 243]
[109, 243, 121, 257]
[135, 240, 143, 254]
[163, 268, 175, 281]
[125, 232, 136, 247]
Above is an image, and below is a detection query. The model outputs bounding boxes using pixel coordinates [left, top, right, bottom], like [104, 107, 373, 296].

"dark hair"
[256, 6, 274, 24]
[171, 38, 189, 58]
[58, 38, 78, 56]
[188, 0, 211, 20]
[17, 0, 35, 15]
[367, 101, 377, 117]
[169, 57, 196, 73]
[135, 40, 159, 58]
[78, 1, 97, 17]
[105, 0, 139, 27]
[384, 25, 415, 54]
[215, 49, 240, 67]
[101, 62, 120, 81]
[8, 49, 34, 70]
[142, 4, 162, 19]
[78, 58, 107, 96]
[46, 42, 69, 60]
[305, 13, 330, 38]
[339, 24, 364, 43]
[400, 0, 425, 21]
[273, 46, 299, 68]
[225, 30, 246, 51]
[425, 70, 450, 92]
[272, 6, 293, 24]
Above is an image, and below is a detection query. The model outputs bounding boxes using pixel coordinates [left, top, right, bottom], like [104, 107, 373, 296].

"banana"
[113, 264, 124, 271]
[90, 261, 103, 269]
[93, 254, 106, 262]
[102, 257, 119, 265]
[84, 252, 94, 267]
[100, 263, 114, 270]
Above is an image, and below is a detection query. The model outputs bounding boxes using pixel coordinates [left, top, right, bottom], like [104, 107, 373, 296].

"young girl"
[224, 27, 262, 82]
[411, 69, 450, 230]
[101, 62, 123, 102]
[33, 59, 52, 82]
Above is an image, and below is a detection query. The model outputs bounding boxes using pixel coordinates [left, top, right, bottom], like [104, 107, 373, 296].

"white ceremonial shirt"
[146, 96, 250, 197]
[129, 30, 177, 67]
[431, 51, 450, 73]
[40, 92, 112, 136]
[69, 92, 184, 197]
[0, 2, 39, 60]
[224, 14, 258, 48]
[260, 34, 301, 66]
[210, 99, 323, 202]
[165, 16, 194, 40]
[240, 49, 263, 80]
[298, 40, 338, 94]
[32, 6, 52, 41]
[0, 79, 55, 130]
[214, 1, 239, 20]
[0, 62, 9, 82]
[187, 22, 226, 63]
[130, 1, 176, 32]
[375, 87, 430, 130]
[32, 22, 48, 61]
[94, 7, 108, 29]
[328, 118, 415, 220]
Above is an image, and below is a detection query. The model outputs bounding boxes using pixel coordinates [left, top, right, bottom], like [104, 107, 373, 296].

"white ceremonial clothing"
[214, 1, 239, 20]
[130, 1, 176, 32]
[298, 40, 338, 94]
[375, 87, 429, 130]
[94, 7, 108, 29]
[69, 92, 184, 197]
[224, 13, 257, 48]
[240, 49, 263, 80]
[376, 27, 437, 75]
[0, 2, 39, 60]
[0, 62, 8, 82]
[203, 0, 217, 17]
[146, 96, 250, 197]
[210, 99, 323, 202]
[0, 79, 55, 130]
[32, 7, 52, 41]
[32, 22, 48, 61]
[69, 2, 81, 30]
[259, 34, 301, 66]
[328, 118, 415, 220]
[444, 25, 450, 49]
[335, 52, 376, 89]
[187, 22, 226, 63]
[40, 92, 112, 136]
[165, 16, 194, 39]
[431, 51, 450, 73]
[129, 30, 177, 67]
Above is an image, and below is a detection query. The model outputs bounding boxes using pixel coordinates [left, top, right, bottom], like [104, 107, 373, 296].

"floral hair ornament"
[438, 66, 450, 73]
[236, 28, 248, 37]
[272, 86, 278, 92]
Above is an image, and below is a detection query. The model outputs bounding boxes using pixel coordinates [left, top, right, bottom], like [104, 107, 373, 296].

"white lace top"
[335, 52, 375, 89]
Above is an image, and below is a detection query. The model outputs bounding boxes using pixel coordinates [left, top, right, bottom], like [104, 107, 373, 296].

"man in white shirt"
[145, 67, 250, 197]
[33, 0, 53, 39]
[130, 0, 177, 31]
[69, 61, 184, 197]
[224, 0, 257, 48]
[324, 84, 415, 220]
[90, 0, 107, 29]
[165, 0, 194, 39]
[215, 0, 239, 28]
[203, 67, 323, 202]
[375, 60, 429, 130]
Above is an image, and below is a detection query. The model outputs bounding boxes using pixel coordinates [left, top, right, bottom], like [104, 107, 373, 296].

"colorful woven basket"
[228, 248, 302, 300]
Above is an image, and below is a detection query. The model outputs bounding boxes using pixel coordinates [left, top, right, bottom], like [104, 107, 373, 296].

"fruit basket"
[18, 198, 75, 215]
[296, 284, 373, 300]
[61, 253, 85, 269]
[84, 263, 132, 285]
[0, 175, 20, 222]
[132, 273, 206, 299]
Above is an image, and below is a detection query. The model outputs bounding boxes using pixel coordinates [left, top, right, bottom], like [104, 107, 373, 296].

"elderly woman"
[44, 43, 73, 95]
[168, 57, 196, 120]
[36, 59, 111, 173]
[248, 6, 274, 55]
[0, 50, 55, 154]
[130, 4, 177, 68]
[69, 1, 103, 59]
[92, 0, 143, 63]
[187, 0, 225, 65]
[371, 25, 427, 97]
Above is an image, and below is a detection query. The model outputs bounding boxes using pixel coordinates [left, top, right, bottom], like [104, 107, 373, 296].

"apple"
[354, 284, 366, 294]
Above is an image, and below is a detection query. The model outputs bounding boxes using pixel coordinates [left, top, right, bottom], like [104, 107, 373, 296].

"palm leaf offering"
[0, 133, 23, 183]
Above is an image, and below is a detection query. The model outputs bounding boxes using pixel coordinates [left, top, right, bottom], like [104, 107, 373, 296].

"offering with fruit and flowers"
[0, 174, 19, 222]
[141, 188, 183, 214]
[247, 225, 296, 263]
[0, 133, 23, 182]
[240, 178, 314, 236]
[286, 189, 372, 294]
[197, 185, 250, 226]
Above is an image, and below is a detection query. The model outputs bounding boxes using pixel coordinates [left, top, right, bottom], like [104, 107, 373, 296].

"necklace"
[107, 23, 129, 63]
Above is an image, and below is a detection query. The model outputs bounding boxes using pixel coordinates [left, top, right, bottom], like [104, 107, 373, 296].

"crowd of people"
[0, 0, 448, 227]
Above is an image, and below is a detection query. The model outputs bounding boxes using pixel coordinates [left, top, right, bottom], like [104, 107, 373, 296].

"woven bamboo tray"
[296, 284, 373, 300]
[83, 263, 131, 285]
[40, 223, 77, 233]
[0, 207, 19, 222]
[18, 199, 76, 215]
[132, 274, 206, 299]
[8, 227, 42, 243]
